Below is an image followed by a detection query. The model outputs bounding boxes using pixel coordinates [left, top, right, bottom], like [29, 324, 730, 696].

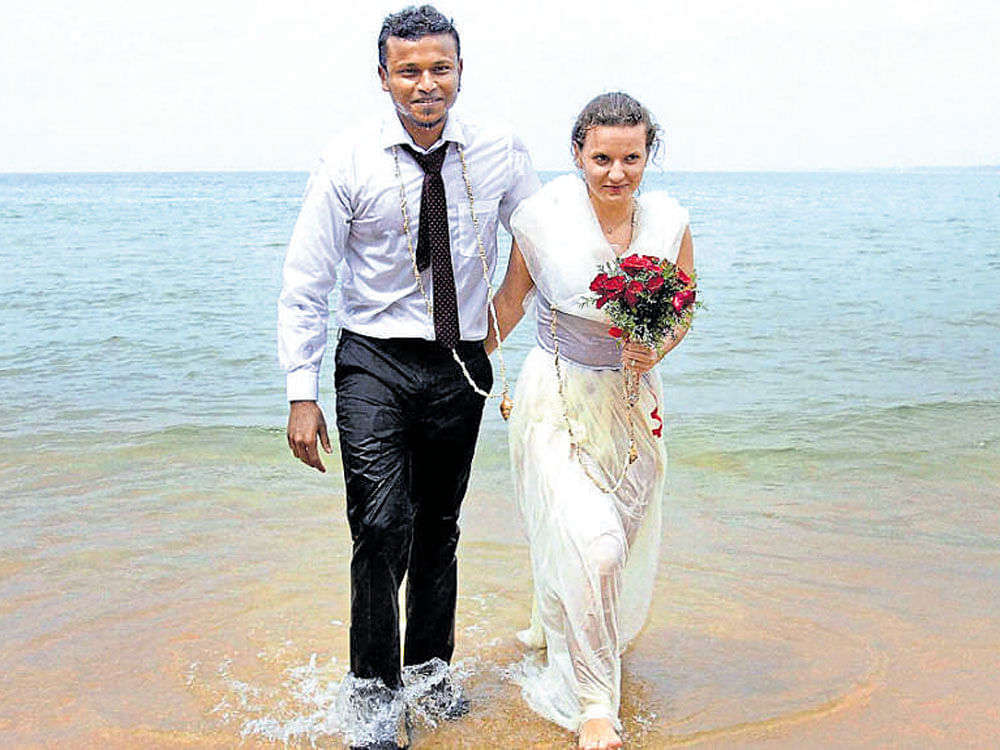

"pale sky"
[2, 0, 997, 172]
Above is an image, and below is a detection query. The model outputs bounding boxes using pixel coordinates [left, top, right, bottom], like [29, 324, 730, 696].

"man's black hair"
[377, 5, 460, 69]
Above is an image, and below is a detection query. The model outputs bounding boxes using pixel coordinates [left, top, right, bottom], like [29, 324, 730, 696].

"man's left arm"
[497, 133, 542, 234]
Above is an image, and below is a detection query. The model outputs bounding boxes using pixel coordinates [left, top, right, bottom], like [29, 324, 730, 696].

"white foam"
[212, 652, 473, 747]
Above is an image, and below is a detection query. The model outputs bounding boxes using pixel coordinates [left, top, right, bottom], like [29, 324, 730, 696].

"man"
[277, 6, 539, 749]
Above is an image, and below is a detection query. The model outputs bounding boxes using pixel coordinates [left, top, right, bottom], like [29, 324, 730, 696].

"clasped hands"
[286, 331, 685, 472]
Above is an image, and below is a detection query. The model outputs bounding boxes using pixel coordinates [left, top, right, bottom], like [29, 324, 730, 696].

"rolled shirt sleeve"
[277, 158, 349, 401]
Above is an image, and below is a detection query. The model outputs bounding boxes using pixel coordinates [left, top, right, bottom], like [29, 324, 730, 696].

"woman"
[489, 92, 694, 749]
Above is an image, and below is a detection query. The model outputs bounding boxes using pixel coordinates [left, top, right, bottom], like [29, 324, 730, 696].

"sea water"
[1, 168, 999, 748]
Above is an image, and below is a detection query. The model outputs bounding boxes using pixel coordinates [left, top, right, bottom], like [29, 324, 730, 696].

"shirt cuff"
[286, 369, 320, 402]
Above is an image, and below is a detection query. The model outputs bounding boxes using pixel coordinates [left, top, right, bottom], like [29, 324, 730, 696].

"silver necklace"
[600, 205, 636, 235]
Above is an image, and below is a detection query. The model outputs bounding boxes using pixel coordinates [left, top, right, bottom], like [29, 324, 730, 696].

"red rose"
[619, 254, 650, 277]
[671, 288, 696, 311]
[608, 326, 624, 339]
[676, 268, 692, 286]
[645, 275, 665, 293]
[589, 272, 609, 293]
[642, 255, 661, 267]
[625, 279, 645, 307]
[603, 275, 626, 294]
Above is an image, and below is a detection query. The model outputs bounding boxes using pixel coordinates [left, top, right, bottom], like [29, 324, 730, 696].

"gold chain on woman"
[548, 198, 641, 493]
[549, 307, 640, 495]
[392, 143, 513, 419]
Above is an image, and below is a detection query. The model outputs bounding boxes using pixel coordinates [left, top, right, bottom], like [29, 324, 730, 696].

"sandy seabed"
[1, 437, 998, 749]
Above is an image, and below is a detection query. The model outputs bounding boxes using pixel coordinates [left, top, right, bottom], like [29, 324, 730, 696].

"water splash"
[211, 651, 472, 747]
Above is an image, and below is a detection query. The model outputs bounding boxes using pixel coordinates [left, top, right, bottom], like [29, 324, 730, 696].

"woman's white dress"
[507, 175, 689, 731]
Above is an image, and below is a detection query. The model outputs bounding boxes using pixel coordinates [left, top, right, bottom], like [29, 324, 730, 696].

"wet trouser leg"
[334, 330, 491, 689]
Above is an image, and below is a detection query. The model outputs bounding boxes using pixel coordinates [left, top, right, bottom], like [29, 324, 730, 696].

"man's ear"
[457, 58, 463, 90]
[572, 143, 582, 169]
[378, 65, 389, 92]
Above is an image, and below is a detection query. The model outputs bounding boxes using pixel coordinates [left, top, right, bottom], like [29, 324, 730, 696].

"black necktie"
[401, 143, 460, 348]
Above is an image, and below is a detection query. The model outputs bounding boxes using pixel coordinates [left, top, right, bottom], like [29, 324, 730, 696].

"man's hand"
[286, 400, 332, 473]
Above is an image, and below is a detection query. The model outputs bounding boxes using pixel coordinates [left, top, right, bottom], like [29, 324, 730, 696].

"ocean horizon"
[3, 163, 999, 176]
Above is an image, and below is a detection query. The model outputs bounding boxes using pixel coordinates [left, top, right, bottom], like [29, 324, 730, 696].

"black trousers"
[334, 329, 492, 689]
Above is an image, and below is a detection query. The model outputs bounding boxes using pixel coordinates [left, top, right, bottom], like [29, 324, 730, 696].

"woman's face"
[573, 124, 648, 206]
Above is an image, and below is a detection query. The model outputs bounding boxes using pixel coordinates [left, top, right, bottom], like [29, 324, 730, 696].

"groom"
[277, 5, 538, 748]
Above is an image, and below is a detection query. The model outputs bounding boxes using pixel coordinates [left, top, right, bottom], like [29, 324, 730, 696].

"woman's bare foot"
[578, 717, 623, 749]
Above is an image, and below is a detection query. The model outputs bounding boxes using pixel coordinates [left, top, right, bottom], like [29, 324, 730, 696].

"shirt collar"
[380, 107, 467, 153]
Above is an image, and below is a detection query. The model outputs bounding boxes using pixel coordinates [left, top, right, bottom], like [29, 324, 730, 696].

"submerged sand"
[1, 436, 998, 748]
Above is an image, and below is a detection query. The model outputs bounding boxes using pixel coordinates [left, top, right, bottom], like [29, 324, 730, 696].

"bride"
[488, 92, 694, 749]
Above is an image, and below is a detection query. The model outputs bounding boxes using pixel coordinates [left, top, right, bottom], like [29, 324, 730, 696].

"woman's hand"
[621, 340, 659, 375]
[622, 325, 689, 375]
[622, 226, 695, 375]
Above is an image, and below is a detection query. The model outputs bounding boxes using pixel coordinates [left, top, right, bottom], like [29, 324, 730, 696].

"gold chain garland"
[548, 198, 641, 494]
[392, 143, 513, 419]
[550, 306, 639, 495]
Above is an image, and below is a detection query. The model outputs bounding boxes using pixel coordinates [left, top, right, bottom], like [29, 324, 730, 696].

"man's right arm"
[277, 157, 350, 471]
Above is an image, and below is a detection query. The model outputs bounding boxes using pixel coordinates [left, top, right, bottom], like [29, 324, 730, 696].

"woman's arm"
[674, 225, 694, 276]
[485, 240, 535, 354]
[622, 227, 695, 373]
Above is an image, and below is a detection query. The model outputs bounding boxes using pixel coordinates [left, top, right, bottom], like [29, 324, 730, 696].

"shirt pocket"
[455, 197, 500, 257]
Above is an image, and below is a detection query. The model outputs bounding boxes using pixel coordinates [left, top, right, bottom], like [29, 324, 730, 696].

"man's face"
[379, 34, 462, 136]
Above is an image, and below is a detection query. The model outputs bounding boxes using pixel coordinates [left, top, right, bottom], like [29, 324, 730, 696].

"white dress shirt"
[278, 109, 540, 401]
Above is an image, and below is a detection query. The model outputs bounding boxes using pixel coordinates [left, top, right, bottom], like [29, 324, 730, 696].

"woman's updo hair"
[571, 91, 661, 157]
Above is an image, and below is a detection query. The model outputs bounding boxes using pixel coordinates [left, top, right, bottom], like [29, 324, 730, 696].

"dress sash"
[535, 293, 621, 370]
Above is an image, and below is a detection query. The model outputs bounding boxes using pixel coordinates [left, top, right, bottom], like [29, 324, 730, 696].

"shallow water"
[1, 168, 999, 747]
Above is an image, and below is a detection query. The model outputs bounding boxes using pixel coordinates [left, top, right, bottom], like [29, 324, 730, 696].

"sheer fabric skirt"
[509, 345, 666, 731]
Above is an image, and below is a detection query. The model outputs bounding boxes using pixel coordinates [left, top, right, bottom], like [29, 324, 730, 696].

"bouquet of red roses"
[587, 253, 699, 347]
